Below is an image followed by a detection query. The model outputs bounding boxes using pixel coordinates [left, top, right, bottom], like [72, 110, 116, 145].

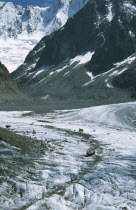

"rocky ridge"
[0, 62, 16, 90]
[12, 0, 136, 104]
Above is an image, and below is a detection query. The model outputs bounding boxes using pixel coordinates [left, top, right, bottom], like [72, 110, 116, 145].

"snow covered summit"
[0, 0, 89, 72]
[0, 0, 55, 7]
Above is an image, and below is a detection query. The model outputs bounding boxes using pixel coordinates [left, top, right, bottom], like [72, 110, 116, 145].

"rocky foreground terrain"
[0, 102, 136, 209]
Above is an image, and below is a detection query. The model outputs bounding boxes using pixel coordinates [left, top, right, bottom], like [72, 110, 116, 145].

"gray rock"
[86, 147, 95, 157]
[79, 128, 84, 132]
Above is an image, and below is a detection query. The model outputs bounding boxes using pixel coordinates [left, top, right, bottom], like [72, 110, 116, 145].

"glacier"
[0, 102, 136, 209]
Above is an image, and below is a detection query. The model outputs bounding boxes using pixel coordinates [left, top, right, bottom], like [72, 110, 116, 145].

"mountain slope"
[0, 0, 89, 72]
[0, 62, 25, 104]
[0, 62, 16, 90]
[12, 0, 136, 105]
[36, 0, 136, 70]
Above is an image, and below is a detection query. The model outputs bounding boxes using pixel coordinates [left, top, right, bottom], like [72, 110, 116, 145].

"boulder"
[86, 147, 95, 157]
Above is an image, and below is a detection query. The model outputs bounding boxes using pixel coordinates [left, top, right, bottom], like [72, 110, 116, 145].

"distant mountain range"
[0, 0, 55, 7]
[0, 0, 89, 72]
[12, 0, 136, 105]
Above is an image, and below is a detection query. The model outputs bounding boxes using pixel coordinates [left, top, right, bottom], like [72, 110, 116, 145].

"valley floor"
[0, 102, 136, 209]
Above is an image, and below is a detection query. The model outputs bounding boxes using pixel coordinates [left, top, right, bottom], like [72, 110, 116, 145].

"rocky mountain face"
[112, 55, 136, 97]
[12, 0, 136, 105]
[0, 62, 32, 111]
[0, 62, 21, 100]
[0, 0, 88, 72]
[0, 62, 15, 89]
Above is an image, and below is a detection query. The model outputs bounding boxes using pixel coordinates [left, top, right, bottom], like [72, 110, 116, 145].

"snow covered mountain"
[0, 0, 55, 7]
[12, 0, 136, 105]
[0, 0, 89, 72]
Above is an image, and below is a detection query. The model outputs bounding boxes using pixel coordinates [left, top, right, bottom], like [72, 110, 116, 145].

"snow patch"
[106, 3, 114, 22]
[124, 3, 136, 13]
[41, 94, 50, 100]
[71, 52, 94, 66]
[115, 54, 136, 67]
[105, 79, 113, 88]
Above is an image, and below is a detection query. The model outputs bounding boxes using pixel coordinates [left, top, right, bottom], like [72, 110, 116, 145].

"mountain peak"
[12, 0, 136, 102]
[0, 0, 56, 7]
[0, 0, 89, 72]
